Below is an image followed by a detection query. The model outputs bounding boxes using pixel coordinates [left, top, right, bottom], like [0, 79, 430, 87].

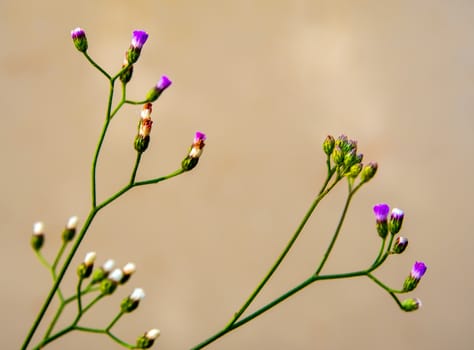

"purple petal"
[71, 27, 86, 39]
[195, 131, 206, 142]
[157, 75, 172, 90]
[373, 203, 390, 221]
[411, 261, 427, 279]
[131, 30, 149, 49]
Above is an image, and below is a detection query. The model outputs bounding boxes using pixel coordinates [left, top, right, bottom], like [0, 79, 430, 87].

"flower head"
[120, 262, 136, 284]
[403, 261, 428, 292]
[389, 208, 404, 234]
[31, 221, 45, 251]
[121, 288, 146, 313]
[136, 329, 161, 349]
[146, 75, 173, 102]
[77, 252, 96, 278]
[401, 298, 422, 312]
[63, 216, 79, 242]
[131, 30, 149, 49]
[373, 203, 390, 222]
[411, 261, 427, 280]
[71, 27, 88, 52]
[373, 203, 390, 238]
[360, 162, 378, 183]
[392, 236, 408, 254]
[181, 132, 207, 171]
[127, 30, 149, 64]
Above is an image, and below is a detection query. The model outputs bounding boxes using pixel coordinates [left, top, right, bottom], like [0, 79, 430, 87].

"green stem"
[130, 153, 142, 185]
[34, 251, 50, 270]
[225, 172, 340, 328]
[33, 326, 74, 350]
[192, 270, 367, 350]
[52, 241, 68, 272]
[42, 300, 65, 340]
[83, 52, 111, 80]
[106, 311, 124, 332]
[91, 96, 113, 207]
[21, 209, 98, 350]
[125, 99, 148, 105]
[313, 180, 361, 276]
[77, 277, 84, 314]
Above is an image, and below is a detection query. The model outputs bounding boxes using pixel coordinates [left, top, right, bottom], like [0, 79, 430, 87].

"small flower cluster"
[372, 203, 427, 311]
[323, 134, 377, 183]
[77, 252, 160, 348]
[70, 28, 206, 167]
[30, 216, 80, 252]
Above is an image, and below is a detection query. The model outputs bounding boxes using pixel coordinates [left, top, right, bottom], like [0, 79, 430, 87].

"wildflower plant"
[21, 28, 428, 349]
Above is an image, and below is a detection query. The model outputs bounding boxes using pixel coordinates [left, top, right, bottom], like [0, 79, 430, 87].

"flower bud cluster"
[323, 134, 377, 183]
[372, 203, 427, 306]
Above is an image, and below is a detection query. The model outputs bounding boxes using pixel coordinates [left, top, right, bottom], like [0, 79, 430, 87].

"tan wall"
[2, 1, 472, 349]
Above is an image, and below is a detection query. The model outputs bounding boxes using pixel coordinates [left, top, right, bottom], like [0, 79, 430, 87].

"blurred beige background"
[1, 0, 473, 349]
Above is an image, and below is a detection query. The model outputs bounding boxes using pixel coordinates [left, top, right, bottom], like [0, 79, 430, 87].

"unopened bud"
[323, 135, 335, 156]
[31, 222, 45, 251]
[100, 268, 123, 295]
[121, 287, 145, 312]
[389, 208, 404, 235]
[91, 259, 115, 284]
[120, 262, 136, 284]
[62, 216, 78, 242]
[392, 236, 408, 254]
[77, 251, 96, 278]
[136, 329, 160, 349]
[401, 298, 422, 312]
[71, 27, 88, 52]
[360, 162, 378, 183]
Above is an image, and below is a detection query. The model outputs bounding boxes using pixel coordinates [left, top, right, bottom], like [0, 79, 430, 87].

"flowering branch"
[22, 28, 427, 350]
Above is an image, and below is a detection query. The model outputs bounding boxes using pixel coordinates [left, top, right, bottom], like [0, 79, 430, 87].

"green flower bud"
[332, 146, 344, 165]
[323, 135, 335, 156]
[360, 162, 378, 183]
[401, 298, 422, 312]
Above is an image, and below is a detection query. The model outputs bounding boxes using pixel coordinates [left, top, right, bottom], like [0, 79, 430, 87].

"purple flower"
[71, 27, 86, 40]
[146, 76, 172, 102]
[194, 131, 207, 143]
[156, 75, 172, 90]
[126, 30, 149, 64]
[411, 261, 427, 280]
[131, 30, 149, 49]
[70, 27, 88, 52]
[373, 203, 390, 222]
